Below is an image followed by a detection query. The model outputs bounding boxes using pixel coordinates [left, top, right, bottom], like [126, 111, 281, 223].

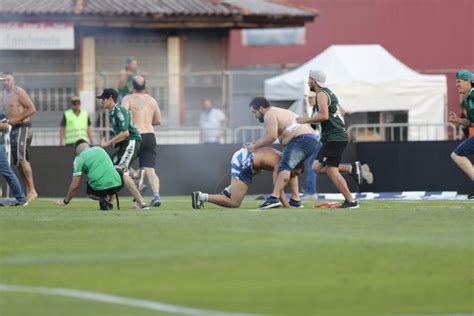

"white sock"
[200, 193, 209, 202]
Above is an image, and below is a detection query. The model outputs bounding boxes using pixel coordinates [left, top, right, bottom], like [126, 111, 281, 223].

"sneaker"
[351, 161, 362, 185]
[221, 186, 231, 198]
[361, 164, 374, 184]
[289, 198, 303, 208]
[150, 195, 161, 207]
[9, 199, 28, 207]
[192, 191, 204, 209]
[258, 196, 282, 209]
[339, 200, 360, 209]
[467, 193, 474, 200]
[99, 196, 113, 211]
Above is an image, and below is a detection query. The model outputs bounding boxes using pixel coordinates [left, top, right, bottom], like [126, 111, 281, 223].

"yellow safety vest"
[64, 109, 89, 145]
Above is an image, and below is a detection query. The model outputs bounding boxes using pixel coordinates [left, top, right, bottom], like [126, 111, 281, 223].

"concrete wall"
[2, 141, 470, 199]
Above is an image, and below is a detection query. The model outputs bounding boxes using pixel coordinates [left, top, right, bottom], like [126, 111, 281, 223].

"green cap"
[456, 69, 473, 82]
[126, 55, 136, 64]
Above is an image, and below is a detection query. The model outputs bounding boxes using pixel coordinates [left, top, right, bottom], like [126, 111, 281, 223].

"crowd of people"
[1, 60, 472, 209]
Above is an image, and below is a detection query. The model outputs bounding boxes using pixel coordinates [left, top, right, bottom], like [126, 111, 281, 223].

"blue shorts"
[453, 136, 474, 157]
[279, 134, 319, 172]
[231, 148, 254, 185]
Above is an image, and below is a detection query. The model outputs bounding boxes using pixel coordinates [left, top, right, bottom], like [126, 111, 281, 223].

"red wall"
[229, 0, 474, 113]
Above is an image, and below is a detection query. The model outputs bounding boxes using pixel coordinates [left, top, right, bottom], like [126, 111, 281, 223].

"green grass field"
[0, 198, 473, 316]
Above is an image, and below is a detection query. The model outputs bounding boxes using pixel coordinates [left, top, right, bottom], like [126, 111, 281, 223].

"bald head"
[132, 75, 146, 92]
[75, 141, 90, 154]
[2, 73, 15, 91]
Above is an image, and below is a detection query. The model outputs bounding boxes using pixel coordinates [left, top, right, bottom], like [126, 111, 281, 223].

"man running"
[97, 88, 148, 209]
[122, 76, 162, 207]
[296, 70, 359, 208]
[1, 72, 38, 202]
[192, 147, 302, 209]
[448, 69, 474, 198]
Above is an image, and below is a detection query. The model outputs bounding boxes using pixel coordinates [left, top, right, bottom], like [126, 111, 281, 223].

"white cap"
[309, 69, 326, 88]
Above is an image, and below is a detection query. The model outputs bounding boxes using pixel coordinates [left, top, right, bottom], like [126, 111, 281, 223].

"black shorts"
[111, 139, 140, 171]
[10, 123, 33, 166]
[316, 141, 348, 167]
[86, 168, 124, 197]
[138, 133, 157, 168]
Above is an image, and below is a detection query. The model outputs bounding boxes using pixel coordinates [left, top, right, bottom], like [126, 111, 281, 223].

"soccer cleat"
[351, 161, 362, 185]
[361, 164, 374, 184]
[149, 196, 161, 207]
[289, 198, 303, 208]
[468, 193, 474, 200]
[221, 186, 231, 198]
[339, 200, 360, 209]
[99, 196, 113, 211]
[258, 196, 282, 209]
[192, 191, 203, 209]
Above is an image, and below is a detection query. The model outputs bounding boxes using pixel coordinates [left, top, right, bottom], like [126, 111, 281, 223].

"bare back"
[253, 147, 282, 172]
[265, 107, 314, 145]
[2, 86, 34, 123]
[122, 92, 161, 133]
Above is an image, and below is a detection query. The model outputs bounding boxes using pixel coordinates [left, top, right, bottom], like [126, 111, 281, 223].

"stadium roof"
[0, 0, 317, 28]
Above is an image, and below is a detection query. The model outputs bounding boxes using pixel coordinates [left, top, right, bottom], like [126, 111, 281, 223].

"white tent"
[264, 44, 448, 140]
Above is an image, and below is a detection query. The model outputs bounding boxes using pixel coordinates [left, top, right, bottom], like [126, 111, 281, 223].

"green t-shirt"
[109, 104, 141, 142]
[316, 87, 349, 143]
[464, 88, 474, 122]
[73, 146, 122, 190]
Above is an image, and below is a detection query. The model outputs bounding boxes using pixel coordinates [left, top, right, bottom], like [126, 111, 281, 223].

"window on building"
[242, 27, 306, 46]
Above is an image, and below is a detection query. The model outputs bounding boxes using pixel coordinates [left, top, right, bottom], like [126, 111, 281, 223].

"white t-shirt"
[199, 108, 226, 143]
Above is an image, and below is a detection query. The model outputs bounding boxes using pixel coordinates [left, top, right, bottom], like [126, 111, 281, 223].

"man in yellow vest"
[60, 96, 94, 146]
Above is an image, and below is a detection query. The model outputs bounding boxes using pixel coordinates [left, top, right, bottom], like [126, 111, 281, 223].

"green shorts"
[111, 139, 141, 172]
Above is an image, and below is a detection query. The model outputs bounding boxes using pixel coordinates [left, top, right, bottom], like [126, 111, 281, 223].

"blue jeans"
[0, 143, 26, 202]
[279, 134, 319, 172]
[305, 141, 322, 195]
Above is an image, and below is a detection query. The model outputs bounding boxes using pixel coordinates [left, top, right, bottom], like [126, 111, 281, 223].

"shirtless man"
[1, 72, 38, 202]
[191, 147, 302, 209]
[122, 76, 162, 207]
[246, 96, 317, 209]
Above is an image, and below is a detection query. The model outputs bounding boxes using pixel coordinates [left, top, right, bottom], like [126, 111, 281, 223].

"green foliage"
[0, 198, 473, 316]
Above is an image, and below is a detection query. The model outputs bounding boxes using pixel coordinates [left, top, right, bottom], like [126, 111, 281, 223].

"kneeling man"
[192, 147, 302, 209]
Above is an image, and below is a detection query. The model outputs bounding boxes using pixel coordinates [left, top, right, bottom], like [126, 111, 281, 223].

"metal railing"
[233, 126, 265, 144]
[30, 127, 234, 146]
[347, 123, 460, 142]
[26, 122, 464, 146]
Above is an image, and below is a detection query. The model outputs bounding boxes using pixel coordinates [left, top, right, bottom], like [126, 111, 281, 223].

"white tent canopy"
[264, 44, 448, 140]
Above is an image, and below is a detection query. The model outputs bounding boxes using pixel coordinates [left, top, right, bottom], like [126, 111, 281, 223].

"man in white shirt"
[199, 99, 227, 144]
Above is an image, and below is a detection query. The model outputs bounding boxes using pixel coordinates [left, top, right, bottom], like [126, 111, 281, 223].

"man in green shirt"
[296, 69, 359, 208]
[55, 139, 124, 210]
[96, 88, 147, 209]
[448, 69, 474, 199]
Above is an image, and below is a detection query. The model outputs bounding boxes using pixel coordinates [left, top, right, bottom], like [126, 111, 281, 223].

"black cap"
[96, 88, 118, 101]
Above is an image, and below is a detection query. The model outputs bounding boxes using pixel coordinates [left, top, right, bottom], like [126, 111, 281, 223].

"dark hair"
[3, 72, 13, 76]
[132, 77, 146, 91]
[249, 96, 271, 110]
[110, 90, 118, 102]
[74, 139, 89, 150]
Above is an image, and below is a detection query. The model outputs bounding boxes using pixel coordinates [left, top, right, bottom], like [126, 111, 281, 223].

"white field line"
[0, 284, 259, 316]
